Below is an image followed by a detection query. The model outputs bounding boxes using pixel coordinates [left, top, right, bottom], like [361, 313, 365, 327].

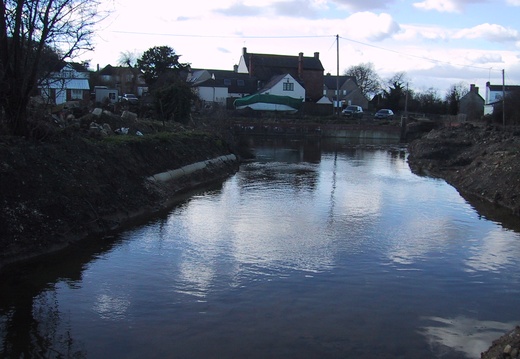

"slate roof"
[190, 68, 257, 94]
[487, 83, 520, 92]
[323, 75, 357, 89]
[242, 52, 324, 82]
[244, 53, 324, 71]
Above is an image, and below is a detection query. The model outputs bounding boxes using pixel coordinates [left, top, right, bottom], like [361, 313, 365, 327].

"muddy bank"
[407, 123, 520, 217]
[0, 131, 239, 271]
[407, 124, 520, 358]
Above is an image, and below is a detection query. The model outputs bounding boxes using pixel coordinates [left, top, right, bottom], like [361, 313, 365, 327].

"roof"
[40, 78, 90, 90]
[487, 83, 520, 92]
[258, 73, 303, 93]
[244, 53, 324, 71]
[241, 50, 324, 82]
[323, 75, 357, 89]
[189, 68, 258, 94]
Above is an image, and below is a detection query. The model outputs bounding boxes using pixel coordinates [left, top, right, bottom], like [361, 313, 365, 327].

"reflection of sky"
[420, 316, 517, 358]
[465, 228, 520, 273]
[17, 144, 520, 358]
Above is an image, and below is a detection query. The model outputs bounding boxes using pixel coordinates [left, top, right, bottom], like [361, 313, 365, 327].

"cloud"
[272, 0, 325, 18]
[455, 23, 520, 42]
[506, 0, 520, 5]
[343, 12, 400, 41]
[332, 0, 395, 11]
[413, 0, 460, 12]
[412, 0, 487, 13]
[467, 52, 504, 64]
[214, 0, 327, 19]
[214, 2, 265, 16]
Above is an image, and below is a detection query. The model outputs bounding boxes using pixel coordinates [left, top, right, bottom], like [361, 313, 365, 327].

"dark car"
[121, 93, 139, 105]
[374, 109, 394, 120]
[342, 105, 363, 119]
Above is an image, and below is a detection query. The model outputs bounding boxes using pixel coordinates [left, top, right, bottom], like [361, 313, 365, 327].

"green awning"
[234, 94, 303, 111]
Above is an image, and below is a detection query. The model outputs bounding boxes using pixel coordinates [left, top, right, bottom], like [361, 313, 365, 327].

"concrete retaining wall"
[147, 154, 238, 183]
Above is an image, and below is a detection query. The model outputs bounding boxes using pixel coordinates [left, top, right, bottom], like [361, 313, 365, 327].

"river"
[1, 136, 519, 358]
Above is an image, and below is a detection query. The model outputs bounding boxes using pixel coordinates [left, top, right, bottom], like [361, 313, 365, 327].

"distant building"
[38, 62, 90, 105]
[459, 84, 484, 121]
[485, 81, 520, 115]
[323, 74, 368, 110]
[96, 65, 148, 96]
[237, 47, 324, 102]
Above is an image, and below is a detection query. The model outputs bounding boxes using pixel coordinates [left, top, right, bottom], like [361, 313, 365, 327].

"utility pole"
[502, 69, 506, 127]
[336, 34, 340, 118]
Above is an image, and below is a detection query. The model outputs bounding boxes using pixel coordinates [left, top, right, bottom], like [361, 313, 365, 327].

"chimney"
[314, 52, 319, 60]
[249, 54, 254, 77]
[298, 52, 304, 79]
[243, 47, 247, 56]
[233, 64, 238, 73]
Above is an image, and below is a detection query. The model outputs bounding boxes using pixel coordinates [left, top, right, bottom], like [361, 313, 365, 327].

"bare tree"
[344, 62, 381, 99]
[445, 82, 469, 115]
[118, 51, 140, 68]
[0, 0, 104, 137]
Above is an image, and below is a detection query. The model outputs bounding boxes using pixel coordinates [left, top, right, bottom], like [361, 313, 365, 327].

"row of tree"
[2, 1, 517, 138]
[344, 63, 472, 116]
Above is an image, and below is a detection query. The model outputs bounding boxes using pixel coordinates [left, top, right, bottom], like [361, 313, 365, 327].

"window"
[71, 89, 83, 100]
[224, 79, 231, 86]
[283, 82, 294, 91]
[237, 79, 245, 86]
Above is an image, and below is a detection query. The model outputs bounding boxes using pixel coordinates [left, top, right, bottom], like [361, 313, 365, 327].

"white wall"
[260, 75, 305, 100]
[197, 87, 229, 105]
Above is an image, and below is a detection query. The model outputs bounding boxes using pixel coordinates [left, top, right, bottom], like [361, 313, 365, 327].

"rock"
[121, 110, 137, 122]
[92, 108, 103, 117]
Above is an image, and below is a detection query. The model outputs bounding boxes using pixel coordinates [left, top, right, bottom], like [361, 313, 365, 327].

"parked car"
[121, 93, 139, 105]
[374, 109, 394, 120]
[342, 105, 363, 119]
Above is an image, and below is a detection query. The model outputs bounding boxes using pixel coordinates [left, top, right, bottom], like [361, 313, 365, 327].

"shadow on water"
[0, 181, 227, 358]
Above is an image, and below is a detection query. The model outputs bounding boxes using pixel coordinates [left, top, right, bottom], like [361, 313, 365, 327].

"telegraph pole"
[502, 69, 505, 127]
[336, 34, 340, 118]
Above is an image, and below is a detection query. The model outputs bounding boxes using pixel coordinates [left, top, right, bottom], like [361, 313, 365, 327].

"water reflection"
[1, 136, 519, 358]
[420, 316, 516, 358]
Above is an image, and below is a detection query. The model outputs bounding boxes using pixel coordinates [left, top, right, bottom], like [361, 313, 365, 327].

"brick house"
[237, 47, 324, 102]
[323, 74, 368, 109]
[459, 84, 484, 121]
[96, 65, 148, 96]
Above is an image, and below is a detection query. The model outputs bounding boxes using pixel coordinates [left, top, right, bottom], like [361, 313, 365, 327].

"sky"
[80, 0, 520, 97]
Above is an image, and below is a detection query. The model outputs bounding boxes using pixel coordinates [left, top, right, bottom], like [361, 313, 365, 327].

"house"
[257, 73, 305, 100]
[233, 73, 305, 113]
[237, 47, 324, 102]
[323, 74, 368, 109]
[485, 81, 520, 115]
[187, 68, 257, 108]
[39, 62, 90, 105]
[96, 65, 148, 96]
[459, 84, 484, 121]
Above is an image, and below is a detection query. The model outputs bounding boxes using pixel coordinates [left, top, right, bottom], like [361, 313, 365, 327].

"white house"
[485, 81, 520, 115]
[39, 62, 90, 105]
[234, 74, 305, 113]
[187, 68, 258, 108]
[258, 73, 305, 100]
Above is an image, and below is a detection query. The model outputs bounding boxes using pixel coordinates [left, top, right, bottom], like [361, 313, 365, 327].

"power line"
[111, 30, 331, 39]
[110, 30, 503, 73]
[338, 35, 502, 72]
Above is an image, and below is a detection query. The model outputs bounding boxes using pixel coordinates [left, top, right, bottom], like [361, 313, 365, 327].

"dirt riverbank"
[407, 123, 520, 217]
[407, 123, 520, 359]
[0, 114, 240, 271]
